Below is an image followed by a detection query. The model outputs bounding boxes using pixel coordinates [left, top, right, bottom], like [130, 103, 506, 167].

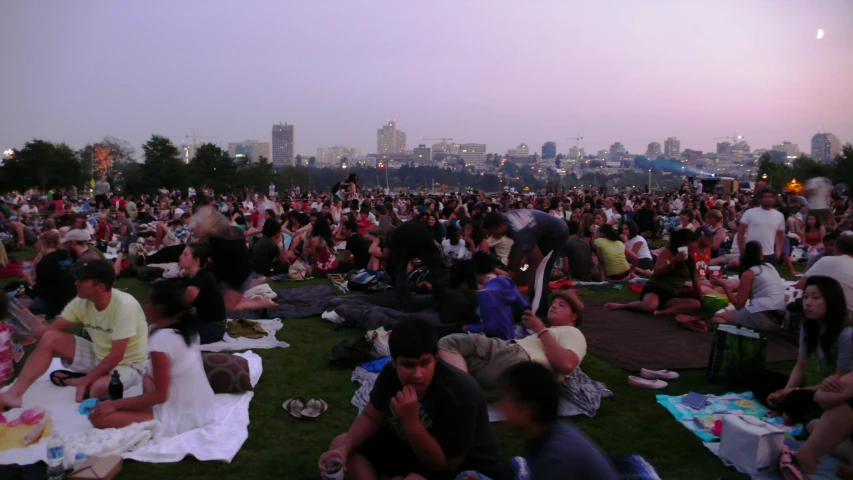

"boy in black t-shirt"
[328, 319, 501, 480]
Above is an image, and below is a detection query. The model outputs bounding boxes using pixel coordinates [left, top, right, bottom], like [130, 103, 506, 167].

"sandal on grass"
[49, 370, 87, 387]
[675, 314, 709, 332]
[282, 397, 305, 419]
[301, 397, 328, 420]
[779, 445, 808, 480]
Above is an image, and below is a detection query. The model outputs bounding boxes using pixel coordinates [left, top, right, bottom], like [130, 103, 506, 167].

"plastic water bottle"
[108, 370, 123, 400]
[46, 431, 65, 480]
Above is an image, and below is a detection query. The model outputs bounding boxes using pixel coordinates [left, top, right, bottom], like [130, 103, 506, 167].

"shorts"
[607, 270, 631, 282]
[637, 258, 654, 270]
[640, 284, 677, 307]
[61, 336, 144, 391]
[438, 333, 530, 400]
[732, 309, 781, 332]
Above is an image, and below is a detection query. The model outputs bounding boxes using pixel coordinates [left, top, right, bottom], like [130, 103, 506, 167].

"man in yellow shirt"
[438, 290, 586, 400]
[0, 259, 148, 409]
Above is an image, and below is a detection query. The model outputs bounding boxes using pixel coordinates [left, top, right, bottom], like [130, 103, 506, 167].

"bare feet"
[603, 303, 624, 311]
[0, 391, 23, 410]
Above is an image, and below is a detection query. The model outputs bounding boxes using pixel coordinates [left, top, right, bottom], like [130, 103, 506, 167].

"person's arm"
[775, 228, 784, 260]
[718, 269, 755, 310]
[76, 338, 129, 402]
[631, 241, 643, 255]
[506, 249, 525, 279]
[737, 222, 747, 254]
[624, 246, 638, 273]
[712, 228, 726, 250]
[594, 245, 606, 281]
[184, 286, 200, 305]
[337, 403, 385, 461]
[393, 386, 464, 472]
[91, 351, 170, 416]
[561, 256, 570, 273]
[341, 249, 354, 263]
[34, 316, 75, 338]
[814, 372, 853, 409]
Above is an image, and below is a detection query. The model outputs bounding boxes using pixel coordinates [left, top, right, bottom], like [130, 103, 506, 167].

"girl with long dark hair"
[711, 241, 785, 331]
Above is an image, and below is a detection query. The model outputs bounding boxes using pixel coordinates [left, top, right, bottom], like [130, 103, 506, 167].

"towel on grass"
[656, 392, 802, 442]
[201, 318, 289, 352]
[0, 351, 262, 465]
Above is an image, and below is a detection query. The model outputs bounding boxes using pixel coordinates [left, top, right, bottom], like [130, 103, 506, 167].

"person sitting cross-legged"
[0, 259, 148, 409]
[438, 290, 586, 401]
[328, 318, 502, 480]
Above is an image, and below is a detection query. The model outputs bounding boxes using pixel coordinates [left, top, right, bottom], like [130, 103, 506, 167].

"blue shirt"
[467, 276, 529, 340]
[525, 421, 618, 480]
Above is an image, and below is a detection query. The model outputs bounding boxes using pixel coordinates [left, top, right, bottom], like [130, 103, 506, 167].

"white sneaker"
[640, 368, 680, 380]
[628, 376, 668, 389]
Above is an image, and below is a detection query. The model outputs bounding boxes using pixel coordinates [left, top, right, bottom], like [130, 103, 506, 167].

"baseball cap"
[61, 229, 91, 243]
[696, 225, 714, 238]
[71, 259, 116, 288]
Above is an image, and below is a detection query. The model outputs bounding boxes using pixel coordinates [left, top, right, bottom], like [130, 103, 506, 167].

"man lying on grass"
[438, 290, 586, 401]
[328, 318, 501, 480]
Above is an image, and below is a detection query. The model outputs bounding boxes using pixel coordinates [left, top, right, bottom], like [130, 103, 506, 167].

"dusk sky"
[2, 0, 852, 158]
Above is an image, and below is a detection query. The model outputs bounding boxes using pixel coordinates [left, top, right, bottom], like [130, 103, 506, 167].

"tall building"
[413, 144, 431, 164]
[772, 141, 799, 162]
[541, 141, 557, 159]
[460, 143, 487, 167]
[681, 149, 703, 163]
[811, 132, 842, 163]
[227, 140, 271, 163]
[609, 142, 627, 160]
[731, 141, 750, 156]
[508, 143, 529, 157]
[664, 137, 681, 159]
[645, 142, 662, 159]
[377, 120, 407, 155]
[567, 146, 585, 161]
[716, 142, 732, 155]
[272, 123, 294, 167]
[316, 145, 361, 167]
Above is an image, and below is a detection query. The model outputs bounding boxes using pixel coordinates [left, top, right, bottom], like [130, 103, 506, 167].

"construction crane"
[713, 133, 745, 142]
[568, 135, 583, 147]
[419, 137, 453, 142]
[183, 132, 216, 164]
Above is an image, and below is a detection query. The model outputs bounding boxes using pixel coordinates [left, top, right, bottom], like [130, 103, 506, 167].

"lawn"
[2, 246, 802, 480]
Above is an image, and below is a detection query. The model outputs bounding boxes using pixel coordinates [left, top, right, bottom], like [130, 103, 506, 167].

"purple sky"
[2, 0, 852, 158]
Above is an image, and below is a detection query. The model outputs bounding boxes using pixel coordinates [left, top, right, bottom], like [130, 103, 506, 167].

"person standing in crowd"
[738, 189, 785, 264]
[94, 175, 111, 210]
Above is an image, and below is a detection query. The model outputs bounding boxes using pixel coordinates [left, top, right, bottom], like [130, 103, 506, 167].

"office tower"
[227, 140, 271, 163]
[811, 132, 842, 163]
[646, 142, 662, 159]
[664, 137, 681, 159]
[609, 142, 626, 160]
[541, 141, 557, 159]
[316, 146, 362, 166]
[377, 120, 407, 154]
[772, 141, 799, 162]
[413, 144, 431, 164]
[568, 146, 585, 160]
[460, 143, 487, 166]
[508, 143, 529, 157]
[272, 123, 294, 167]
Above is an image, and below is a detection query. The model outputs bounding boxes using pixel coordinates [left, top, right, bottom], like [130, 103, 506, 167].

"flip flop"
[301, 397, 328, 420]
[49, 370, 87, 387]
[640, 368, 680, 380]
[779, 445, 808, 480]
[628, 376, 668, 390]
[675, 315, 709, 332]
[282, 397, 305, 419]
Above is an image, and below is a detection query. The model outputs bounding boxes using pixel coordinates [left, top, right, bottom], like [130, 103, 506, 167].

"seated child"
[463, 252, 529, 340]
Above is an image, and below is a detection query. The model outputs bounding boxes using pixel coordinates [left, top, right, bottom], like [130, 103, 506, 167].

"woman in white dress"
[88, 280, 216, 436]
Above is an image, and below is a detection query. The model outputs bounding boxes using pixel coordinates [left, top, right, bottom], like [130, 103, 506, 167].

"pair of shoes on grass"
[628, 369, 679, 390]
[282, 397, 328, 419]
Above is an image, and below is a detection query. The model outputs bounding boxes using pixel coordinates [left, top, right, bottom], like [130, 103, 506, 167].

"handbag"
[719, 414, 784, 474]
[707, 324, 767, 384]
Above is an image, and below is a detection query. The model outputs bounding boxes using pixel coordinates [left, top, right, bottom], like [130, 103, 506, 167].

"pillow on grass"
[201, 352, 253, 394]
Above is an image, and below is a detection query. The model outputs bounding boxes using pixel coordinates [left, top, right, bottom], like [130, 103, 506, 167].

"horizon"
[2, 1, 852, 157]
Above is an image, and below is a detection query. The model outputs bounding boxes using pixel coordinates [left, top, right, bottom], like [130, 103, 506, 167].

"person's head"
[179, 242, 209, 272]
[604, 197, 613, 209]
[598, 224, 621, 242]
[624, 221, 639, 240]
[592, 210, 606, 226]
[695, 225, 714, 248]
[342, 219, 359, 237]
[802, 276, 849, 359]
[758, 189, 776, 209]
[482, 212, 508, 236]
[566, 220, 581, 237]
[705, 209, 722, 226]
[446, 223, 460, 243]
[389, 319, 439, 398]
[821, 230, 840, 253]
[668, 228, 698, 254]
[38, 230, 60, 252]
[261, 218, 281, 239]
[836, 233, 853, 257]
[497, 362, 559, 431]
[546, 289, 583, 327]
[346, 173, 359, 183]
[144, 279, 198, 346]
[71, 259, 116, 300]
[679, 209, 694, 225]
[472, 251, 496, 284]
[739, 240, 765, 273]
[311, 214, 333, 241]
[806, 214, 820, 230]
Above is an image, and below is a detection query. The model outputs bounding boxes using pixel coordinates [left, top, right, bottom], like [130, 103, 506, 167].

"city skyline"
[1, 1, 852, 158]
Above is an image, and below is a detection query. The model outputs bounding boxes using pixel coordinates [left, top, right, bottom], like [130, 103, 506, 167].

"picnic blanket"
[0, 351, 262, 465]
[201, 319, 289, 352]
[582, 303, 799, 371]
[656, 392, 803, 442]
[703, 439, 841, 479]
[228, 284, 337, 319]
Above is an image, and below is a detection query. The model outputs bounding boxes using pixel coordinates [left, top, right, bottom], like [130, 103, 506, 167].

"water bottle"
[108, 370, 123, 400]
[46, 431, 65, 480]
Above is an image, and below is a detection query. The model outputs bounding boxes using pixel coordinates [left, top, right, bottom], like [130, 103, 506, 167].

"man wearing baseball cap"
[61, 228, 101, 265]
[0, 259, 148, 409]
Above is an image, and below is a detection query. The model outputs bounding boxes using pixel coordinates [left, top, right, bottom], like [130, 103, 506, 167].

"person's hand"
[673, 251, 689, 263]
[821, 375, 844, 393]
[75, 377, 93, 403]
[391, 385, 421, 429]
[767, 388, 792, 407]
[710, 277, 724, 287]
[521, 310, 547, 334]
[88, 400, 116, 420]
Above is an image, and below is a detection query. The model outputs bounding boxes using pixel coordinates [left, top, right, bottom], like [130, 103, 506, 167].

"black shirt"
[503, 210, 569, 253]
[369, 360, 500, 475]
[251, 235, 280, 275]
[188, 269, 226, 325]
[563, 237, 594, 281]
[208, 235, 251, 291]
[33, 249, 76, 309]
[345, 233, 371, 269]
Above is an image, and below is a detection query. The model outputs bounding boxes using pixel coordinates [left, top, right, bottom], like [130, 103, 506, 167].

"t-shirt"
[563, 237, 593, 281]
[626, 235, 652, 260]
[799, 326, 853, 387]
[487, 235, 513, 264]
[0, 204, 11, 219]
[806, 255, 853, 319]
[250, 235, 280, 275]
[94, 181, 110, 196]
[442, 238, 470, 266]
[593, 238, 630, 276]
[691, 246, 711, 278]
[525, 421, 618, 480]
[504, 210, 569, 253]
[75, 248, 102, 265]
[209, 234, 251, 291]
[741, 207, 785, 256]
[188, 270, 226, 325]
[369, 360, 501, 475]
[32, 249, 76, 310]
[516, 326, 587, 381]
[118, 219, 136, 251]
[61, 290, 148, 365]
[345, 233, 371, 269]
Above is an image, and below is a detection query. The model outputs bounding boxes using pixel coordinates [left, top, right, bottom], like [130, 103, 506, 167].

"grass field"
[2, 246, 802, 480]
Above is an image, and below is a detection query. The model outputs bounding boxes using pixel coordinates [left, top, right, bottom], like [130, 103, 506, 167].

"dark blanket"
[228, 284, 338, 319]
[581, 303, 799, 371]
[326, 291, 440, 330]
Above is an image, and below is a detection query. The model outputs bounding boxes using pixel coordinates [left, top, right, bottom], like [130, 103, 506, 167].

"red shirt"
[691, 246, 711, 278]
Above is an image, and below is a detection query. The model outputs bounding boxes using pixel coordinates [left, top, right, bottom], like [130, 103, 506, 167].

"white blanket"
[0, 351, 262, 465]
[201, 319, 290, 352]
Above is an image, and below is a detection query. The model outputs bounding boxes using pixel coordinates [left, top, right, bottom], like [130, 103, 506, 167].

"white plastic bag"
[719, 414, 784, 475]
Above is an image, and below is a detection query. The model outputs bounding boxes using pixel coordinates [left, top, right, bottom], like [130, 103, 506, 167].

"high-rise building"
[645, 142, 662, 159]
[227, 140, 271, 163]
[664, 137, 681, 159]
[811, 132, 842, 163]
[681, 149, 703, 163]
[272, 123, 294, 167]
[772, 141, 799, 162]
[731, 141, 750, 156]
[413, 144, 431, 164]
[316, 145, 362, 167]
[567, 146, 585, 161]
[460, 143, 487, 167]
[377, 120, 407, 155]
[609, 142, 627, 160]
[541, 141, 557, 159]
[716, 142, 732, 155]
[508, 143, 529, 157]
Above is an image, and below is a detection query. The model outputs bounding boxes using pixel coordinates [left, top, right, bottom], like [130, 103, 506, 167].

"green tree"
[295, 154, 303, 167]
[141, 135, 187, 191]
[755, 153, 792, 190]
[237, 156, 276, 192]
[308, 156, 316, 167]
[0, 140, 84, 191]
[832, 144, 853, 189]
[190, 143, 237, 193]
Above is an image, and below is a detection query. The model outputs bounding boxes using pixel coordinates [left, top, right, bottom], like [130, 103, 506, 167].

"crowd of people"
[1, 171, 853, 478]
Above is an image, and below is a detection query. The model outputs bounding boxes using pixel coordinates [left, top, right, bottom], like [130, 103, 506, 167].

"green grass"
[3, 246, 802, 480]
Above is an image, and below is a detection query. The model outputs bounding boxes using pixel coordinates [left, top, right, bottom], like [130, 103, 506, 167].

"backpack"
[329, 337, 374, 368]
[347, 269, 382, 291]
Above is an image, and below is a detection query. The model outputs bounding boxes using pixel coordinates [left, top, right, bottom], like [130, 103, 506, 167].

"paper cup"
[678, 246, 689, 255]
[709, 266, 722, 279]
[319, 451, 345, 480]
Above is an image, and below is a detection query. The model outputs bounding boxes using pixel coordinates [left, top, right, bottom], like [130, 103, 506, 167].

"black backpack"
[329, 337, 373, 368]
